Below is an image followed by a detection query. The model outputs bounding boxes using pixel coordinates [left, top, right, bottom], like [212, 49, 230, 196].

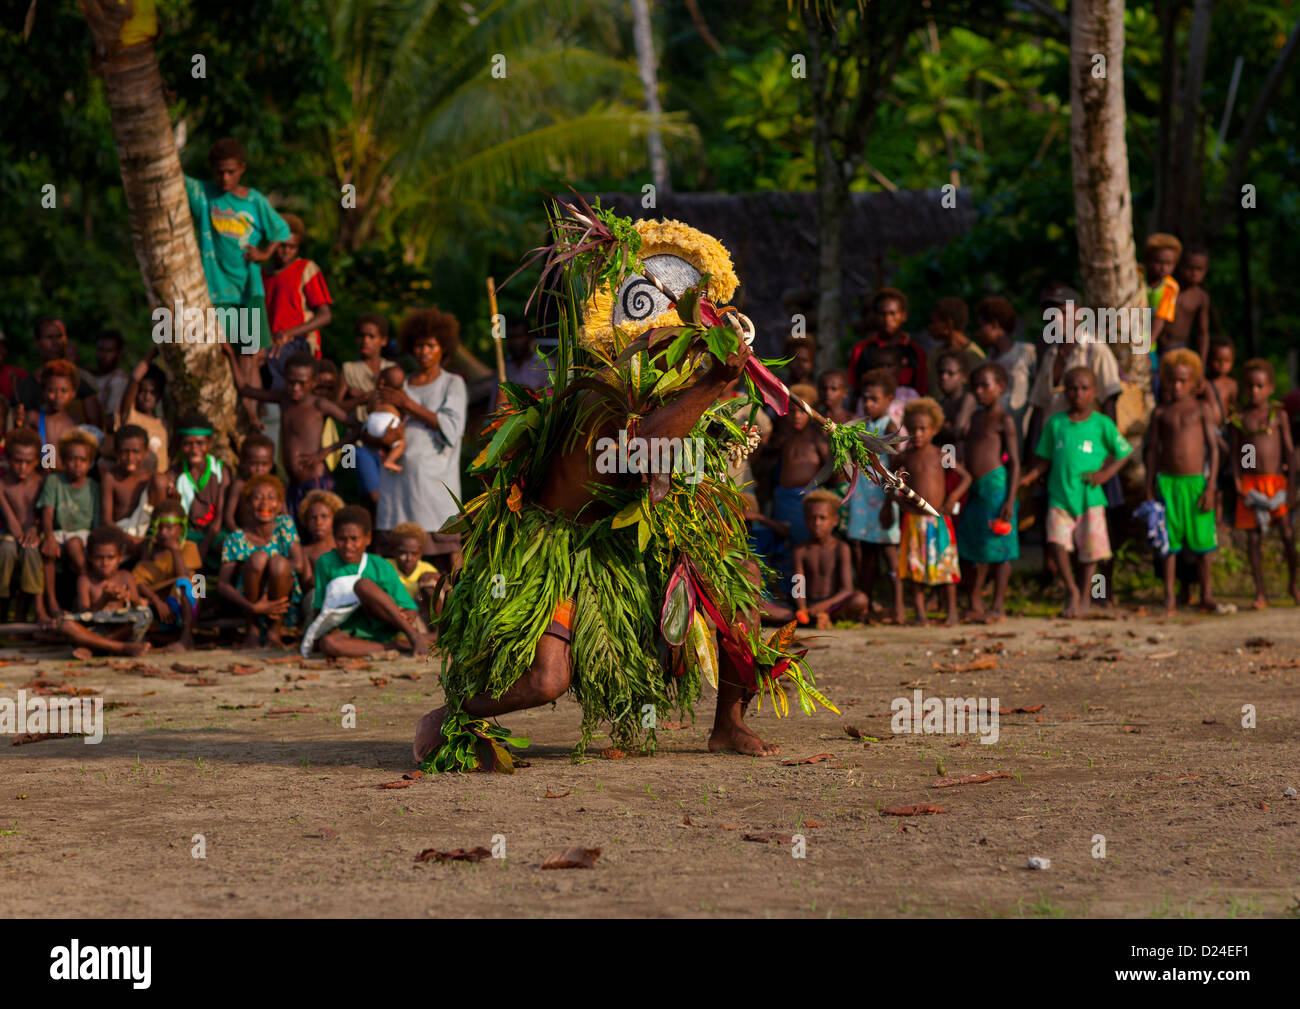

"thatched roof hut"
[595, 189, 976, 354]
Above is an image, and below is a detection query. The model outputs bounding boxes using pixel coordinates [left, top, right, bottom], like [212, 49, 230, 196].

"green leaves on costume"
[422, 708, 530, 774]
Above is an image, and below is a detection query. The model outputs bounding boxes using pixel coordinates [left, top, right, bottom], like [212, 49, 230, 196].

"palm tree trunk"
[1071, 0, 1150, 484]
[631, 0, 670, 194]
[78, 0, 239, 456]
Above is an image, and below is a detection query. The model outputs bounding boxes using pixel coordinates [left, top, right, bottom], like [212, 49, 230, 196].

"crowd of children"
[746, 233, 1298, 625]
[3, 147, 1298, 653]
[0, 139, 461, 657]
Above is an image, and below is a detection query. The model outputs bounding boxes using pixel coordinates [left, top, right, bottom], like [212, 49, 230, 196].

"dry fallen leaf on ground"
[12, 732, 78, 745]
[600, 748, 626, 760]
[882, 804, 946, 816]
[932, 656, 998, 673]
[544, 789, 571, 799]
[402, 770, 424, 780]
[184, 678, 218, 687]
[375, 780, 415, 789]
[415, 847, 491, 863]
[782, 752, 834, 766]
[743, 832, 794, 844]
[931, 772, 1013, 788]
[540, 846, 600, 869]
[999, 704, 1044, 714]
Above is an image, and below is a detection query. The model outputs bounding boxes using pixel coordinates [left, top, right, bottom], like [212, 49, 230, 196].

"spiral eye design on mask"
[611, 254, 703, 327]
[619, 278, 663, 322]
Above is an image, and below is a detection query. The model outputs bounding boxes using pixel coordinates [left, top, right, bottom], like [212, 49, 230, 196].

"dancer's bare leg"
[413, 630, 571, 763]
[709, 560, 779, 756]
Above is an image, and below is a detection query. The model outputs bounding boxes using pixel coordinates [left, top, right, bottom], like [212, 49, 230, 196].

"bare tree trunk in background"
[78, 0, 239, 457]
[631, 0, 670, 194]
[1070, 0, 1150, 445]
[803, 4, 845, 375]
[1173, 0, 1214, 238]
[1151, 0, 1179, 233]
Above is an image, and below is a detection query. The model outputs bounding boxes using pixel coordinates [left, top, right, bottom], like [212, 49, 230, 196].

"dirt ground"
[3, 603, 1298, 919]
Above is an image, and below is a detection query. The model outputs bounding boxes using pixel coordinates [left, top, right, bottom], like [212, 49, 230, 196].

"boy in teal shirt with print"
[1021, 366, 1132, 617]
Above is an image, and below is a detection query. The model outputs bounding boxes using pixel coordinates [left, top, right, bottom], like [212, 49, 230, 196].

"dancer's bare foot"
[944, 611, 959, 626]
[814, 611, 832, 630]
[265, 628, 289, 649]
[242, 628, 261, 649]
[1251, 594, 1269, 609]
[413, 706, 448, 764]
[708, 719, 779, 756]
[123, 640, 151, 657]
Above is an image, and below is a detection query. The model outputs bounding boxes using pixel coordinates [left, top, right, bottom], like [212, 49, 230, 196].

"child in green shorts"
[1145, 348, 1220, 614]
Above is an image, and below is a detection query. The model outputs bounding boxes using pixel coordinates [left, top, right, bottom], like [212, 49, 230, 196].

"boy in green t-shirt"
[1021, 367, 1132, 617]
[307, 505, 429, 658]
[185, 137, 291, 418]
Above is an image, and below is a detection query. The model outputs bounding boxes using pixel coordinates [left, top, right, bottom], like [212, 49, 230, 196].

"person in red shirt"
[262, 213, 333, 357]
[846, 287, 927, 396]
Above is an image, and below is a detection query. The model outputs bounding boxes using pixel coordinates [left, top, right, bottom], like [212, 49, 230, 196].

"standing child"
[1145, 349, 1220, 614]
[925, 297, 983, 395]
[866, 344, 918, 427]
[22, 360, 79, 456]
[1169, 243, 1212, 363]
[185, 137, 290, 410]
[1205, 335, 1238, 520]
[957, 362, 1021, 621]
[38, 430, 101, 620]
[847, 288, 927, 395]
[1231, 359, 1298, 607]
[845, 369, 903, 622]
[896, 398, 969, 626]
[91, 330, 131, 421]
[237, 352, 355, 520]
[132, 500, 201, 652]
[217, 475, 303, 648]
[973, 296, 1036, 434]
[769, 384, 828, 547]
[337, 314, 396, 507]
[118, 350, 169, 473]
[262, 212, 333, 358]
[1021, 368, 1132, 618]
[0, 429, 47, 621]
[933, 349, 977, 448]
[55, 526, 151, 656]
[172, 413, 230, 567]
[1143, 233, 1182, 354]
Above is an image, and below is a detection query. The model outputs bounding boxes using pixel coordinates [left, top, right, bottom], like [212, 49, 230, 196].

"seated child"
[102, 424, 169, 550]
[389, 521, 440, 626]
[779, 490, 868, 628]
[298, 488, 344, 622]
[55, 526, 151, 656]
[132, 500, 201, 651]
[0, 428, 47, 621]
[302, 505, 429, 658]
[769, 384, 828, 547]
[1021, 367, 1132, 618]
[844, 369, 903, 623]
[956, 362, 1020, 622]
[172, 412, 230, 567]
[224, 433, 278, 531]
[38, 429, 101, 620]
[362, 364, 408, 472]
[217, 475, 303, 649]
[1231, 359, 1298, 607]
[896, 397, 969, 626]
[1145, 349, 1220, 614]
